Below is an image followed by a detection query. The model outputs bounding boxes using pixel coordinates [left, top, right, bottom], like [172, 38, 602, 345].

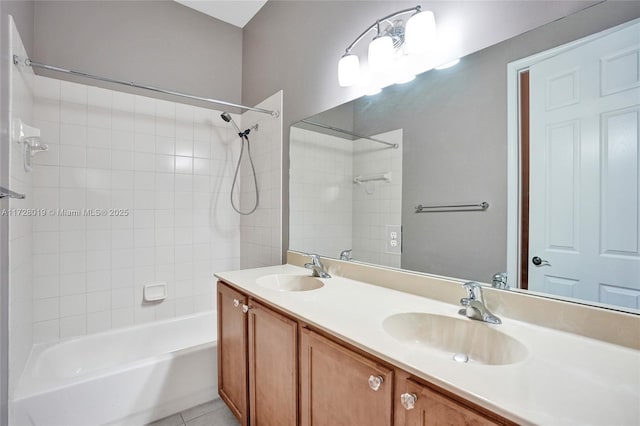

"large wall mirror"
[289, 2, 640, 314]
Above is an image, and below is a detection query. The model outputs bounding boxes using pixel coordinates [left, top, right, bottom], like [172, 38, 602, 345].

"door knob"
[242, 304, 251, 313]
[233, 298, 240, 307]
[532, 256, 551, 267]
[400, 393, 417, 410]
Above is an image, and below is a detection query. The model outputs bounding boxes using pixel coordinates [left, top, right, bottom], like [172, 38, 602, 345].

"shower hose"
[230, 133, 259, 215]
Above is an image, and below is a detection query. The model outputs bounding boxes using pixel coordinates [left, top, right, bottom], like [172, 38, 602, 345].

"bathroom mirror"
[289, 3, 640, 314]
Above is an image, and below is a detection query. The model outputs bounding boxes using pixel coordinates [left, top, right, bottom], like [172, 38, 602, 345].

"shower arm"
[14, 55, 280, 118]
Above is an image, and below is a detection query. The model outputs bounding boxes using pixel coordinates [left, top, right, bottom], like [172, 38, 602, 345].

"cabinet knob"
[242, 304, 251, 313]
[368, 375, 384, 391]
[400, 393, 417, 410]
[233, 299, 240, 308]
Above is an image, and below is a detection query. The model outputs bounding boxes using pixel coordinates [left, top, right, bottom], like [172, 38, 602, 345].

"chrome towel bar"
[415, 202, 489, 213]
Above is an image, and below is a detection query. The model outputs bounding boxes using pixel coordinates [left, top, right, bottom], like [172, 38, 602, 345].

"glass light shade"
[395, 73, 415, 85]
[435, 58, 460, 70]
[405, 10, 436, 54]
[368, 36, 394, 72]
[338, 54, 360, 87]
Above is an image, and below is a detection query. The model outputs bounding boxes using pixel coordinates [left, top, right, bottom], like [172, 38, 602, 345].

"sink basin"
[382, 313, 527, 365]
[256, 274, 325, 292]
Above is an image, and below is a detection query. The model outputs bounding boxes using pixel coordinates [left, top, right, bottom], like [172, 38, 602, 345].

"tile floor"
[146, 399, 239, 426]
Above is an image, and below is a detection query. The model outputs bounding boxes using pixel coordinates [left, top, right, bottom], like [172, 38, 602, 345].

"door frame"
[506, 17, 640, 289]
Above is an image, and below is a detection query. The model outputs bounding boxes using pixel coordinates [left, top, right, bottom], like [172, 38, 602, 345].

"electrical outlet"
[385, 225, 402, 254]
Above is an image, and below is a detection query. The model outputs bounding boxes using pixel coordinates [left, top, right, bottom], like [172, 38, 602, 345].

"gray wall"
[353, 1, 640, 282]
[1, 2, 34, 424]
[33, 1, 243, 107]
[241, 0, 598, 260]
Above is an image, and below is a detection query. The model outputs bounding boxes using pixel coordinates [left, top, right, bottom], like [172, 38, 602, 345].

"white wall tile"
[87, 311, 111, 333]
[112, 287, 134, 308]
[87, 271, 111, 293]
[111, 307, 134, 329]
[33, 298, 59, 322]
[87, 127, 111, 148]
[60, 294, 86, 317]
[61, 103, 87, 126]
[87, 291, 111, 313]
[111, 150, 134, 170]
[86, 147, 111, 169]
[111, 130, 134, 150]
[86, 250, 111, 272]
[33, 319, 59, 343]
[134, 133, 155, 153]
[61, 81, 87, 104]
[59, 273, 86, 296]
[29, 77, 256, 344]
[34, 76, 60, 101]
[59, 145, 86, 167]
[33, 275, 59, 300]
[175, 156, 193, 174]
[60, 315, 86, 338]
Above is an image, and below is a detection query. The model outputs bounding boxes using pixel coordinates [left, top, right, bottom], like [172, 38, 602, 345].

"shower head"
[221, 112, 241, 134]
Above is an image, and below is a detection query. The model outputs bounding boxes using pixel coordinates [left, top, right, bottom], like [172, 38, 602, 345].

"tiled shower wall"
[289, 127, 402, 267]
[352, 130, 403, 268]
[239, 91, 283, 268]
[289, 127, 353, 258]
[29, 76, 247, 343]
[8, 18, 34, 397]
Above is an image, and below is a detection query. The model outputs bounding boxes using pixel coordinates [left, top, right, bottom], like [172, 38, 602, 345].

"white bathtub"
[12, 311, 218, 426]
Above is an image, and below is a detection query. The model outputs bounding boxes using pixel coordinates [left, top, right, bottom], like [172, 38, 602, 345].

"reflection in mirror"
[289, 2, 640, 314]
[290, 122, 403, 268]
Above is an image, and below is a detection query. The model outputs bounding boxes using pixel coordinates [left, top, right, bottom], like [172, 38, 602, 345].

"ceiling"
[175, 0, 268, 28]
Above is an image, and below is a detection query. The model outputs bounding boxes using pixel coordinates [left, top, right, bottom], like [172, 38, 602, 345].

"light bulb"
[405, 10, 436, 54]
[338, 54, 360, 87]
[368, 36, 394, 72]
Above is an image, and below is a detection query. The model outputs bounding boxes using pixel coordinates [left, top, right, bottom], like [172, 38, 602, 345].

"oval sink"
[382, 313, 527, 365]
[256, 274, 325, 292]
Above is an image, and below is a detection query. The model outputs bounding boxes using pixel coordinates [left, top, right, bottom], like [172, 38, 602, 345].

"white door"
[528, 21, 640, 309]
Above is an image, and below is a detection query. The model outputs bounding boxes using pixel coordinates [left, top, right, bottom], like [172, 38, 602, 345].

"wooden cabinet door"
[248, 301, 298, 426]
[300, 328, 393, 426]
[217, 281, 249, 426]
[400, 379, 500, 426]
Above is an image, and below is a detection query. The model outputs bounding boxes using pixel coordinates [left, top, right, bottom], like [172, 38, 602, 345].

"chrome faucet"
[340, 249, 353, 261]
[304, 254, 331, 278]
[491, 272, 509, 289]
[458, 282, 501, 324]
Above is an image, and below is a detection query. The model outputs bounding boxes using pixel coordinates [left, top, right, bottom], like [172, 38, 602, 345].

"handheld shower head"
[220, 112, 241, 134]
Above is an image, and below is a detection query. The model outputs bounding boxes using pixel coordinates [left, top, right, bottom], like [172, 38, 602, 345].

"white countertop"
[215, 264, 640, 425]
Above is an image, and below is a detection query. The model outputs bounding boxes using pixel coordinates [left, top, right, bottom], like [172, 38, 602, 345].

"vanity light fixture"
[338, 5, 436, 88]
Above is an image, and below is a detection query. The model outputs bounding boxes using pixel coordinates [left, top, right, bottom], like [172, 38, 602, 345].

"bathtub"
[12, 311, 218, 426]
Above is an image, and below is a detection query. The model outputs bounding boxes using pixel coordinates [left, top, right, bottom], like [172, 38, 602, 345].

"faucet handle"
[461, 281, 483, 300]
[304, 253, 322, 266]
[340, 249, 353, 261]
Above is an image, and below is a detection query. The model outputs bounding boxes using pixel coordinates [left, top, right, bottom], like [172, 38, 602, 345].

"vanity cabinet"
[217, 281, 249, 425]
[300, 328, 394, 426]
[218, 279, 512, 426]
[396, 377, 502, 426]
[217, 281, 298, 426]
[248, 300, 298, 426]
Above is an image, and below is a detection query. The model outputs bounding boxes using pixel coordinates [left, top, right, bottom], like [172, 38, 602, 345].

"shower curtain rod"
[300, 120, 399, 149]
[14, 55, 280, 118]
